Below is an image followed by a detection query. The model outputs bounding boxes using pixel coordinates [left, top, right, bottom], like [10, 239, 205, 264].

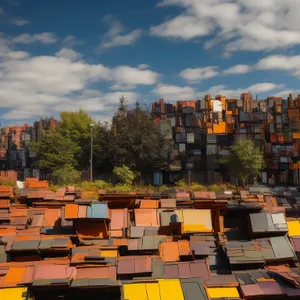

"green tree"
[92, 121, 114, 173]
[52, 164, 81, 185]
[59, 110, 94, 170]
[111, 98, 165, 173]
[220, 140, 265, 187]
[28, 128, 79, 173]
[113, 165, 135, 185]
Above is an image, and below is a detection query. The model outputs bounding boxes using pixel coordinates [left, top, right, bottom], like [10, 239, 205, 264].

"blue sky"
[1, 0, 300, 125]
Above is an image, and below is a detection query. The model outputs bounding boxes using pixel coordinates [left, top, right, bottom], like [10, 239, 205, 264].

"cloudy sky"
[1, 0, 300, 125]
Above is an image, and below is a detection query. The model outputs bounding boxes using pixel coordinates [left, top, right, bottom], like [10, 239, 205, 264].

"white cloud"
[100, 15, 142, 49]
[102, 29, 142, 49]
[112, 66, 158, 86]
[5, 51, 30, 60]
[53, 92, 139, 113]
[275, 89, 300, 97]
[12, 32, 57, 44]
[179, 66, 220, 83]
[12, 18, 30, 26]
[151, 14, 212, 40]
[223, 64, 250, 75]
[249, 83, 284, 93]
[152, 84, 197, 101]
[152, 0, 300, 52]
[56, 48, 82, 61]
[256, 55, 300, 74]
[0, 35, 30, 60]
[62, 35, 81, 47]
[109, 83, 137, 91]
[201, 82, 284, 98]
[138, 64, 149, 70]
[0, 36, 157, 121]
[152, 81, 284, 102]
[1, 104, 48, 120]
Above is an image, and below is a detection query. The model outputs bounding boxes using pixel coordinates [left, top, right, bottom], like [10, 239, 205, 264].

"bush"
[52, 165, 81, 186]
[77, 180, 112, 191]
[207, 183, 236, 192]
[48, 184, 60, 192]
[175, 179, 206, 192]
[174, 179, 187, 189]
[153, 185, 169, 192]
[113, 165, 135, 185]
[175, 179, 236, 192]
[108, 183, 135, 193]
[189, 182, 207, 192]
[207, 184, 224, 192]
[81, 190, 99, 200]
[0, 179, 17, 189]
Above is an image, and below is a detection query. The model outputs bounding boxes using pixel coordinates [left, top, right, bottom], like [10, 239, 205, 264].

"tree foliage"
[59, 110, 94, 170]
[29, 98, 166, 181]
[220, 140, 265, 187]
[93, 121, 114, 173]
[110, 98, 164, 172]
[113, 165, 135, 185]
[52, 164, 81, 185]
[28, 128, 79, 173]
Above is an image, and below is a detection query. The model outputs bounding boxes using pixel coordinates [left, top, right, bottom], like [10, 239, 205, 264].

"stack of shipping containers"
[152, 92, 300, 186]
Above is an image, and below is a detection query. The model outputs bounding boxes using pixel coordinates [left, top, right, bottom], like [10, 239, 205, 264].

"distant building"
[0, 117, 58, 179]
[152, 93, 300, 186]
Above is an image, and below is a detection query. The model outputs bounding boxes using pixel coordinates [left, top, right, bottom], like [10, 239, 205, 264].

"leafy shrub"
[52, 165, 81, 186]
[93, 180, 113, 190]
[77, 180, 112, 191]
[174, 179, 187, 188]
[81, 190, 99, 200]
[175, 179, 206, 192]
[0, 179, 17, 189]
[207, 184, 224, 192]
[175, 179, 236, 192]
[223, 182, 237, 191]
[153, 185, 169, 192]
[113, 165, 135, 185]
[48, 184, 60, 192]
[132, 185, 153, 193]
[109, 183, 134, 193]
[189, 182, 207, 192]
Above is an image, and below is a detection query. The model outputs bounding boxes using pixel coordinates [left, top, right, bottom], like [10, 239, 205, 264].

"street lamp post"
[90, 124, 94, 182]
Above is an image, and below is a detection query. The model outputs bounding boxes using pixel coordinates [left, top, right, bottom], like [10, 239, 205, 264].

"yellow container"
[207, 287, 240, 299]
[213, 124, 226, 134]
[293, 133, 300, 139]
[287, 220, 300, 237]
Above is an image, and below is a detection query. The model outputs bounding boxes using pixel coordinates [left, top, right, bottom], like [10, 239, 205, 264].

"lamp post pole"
[90, 124, 94, 182]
